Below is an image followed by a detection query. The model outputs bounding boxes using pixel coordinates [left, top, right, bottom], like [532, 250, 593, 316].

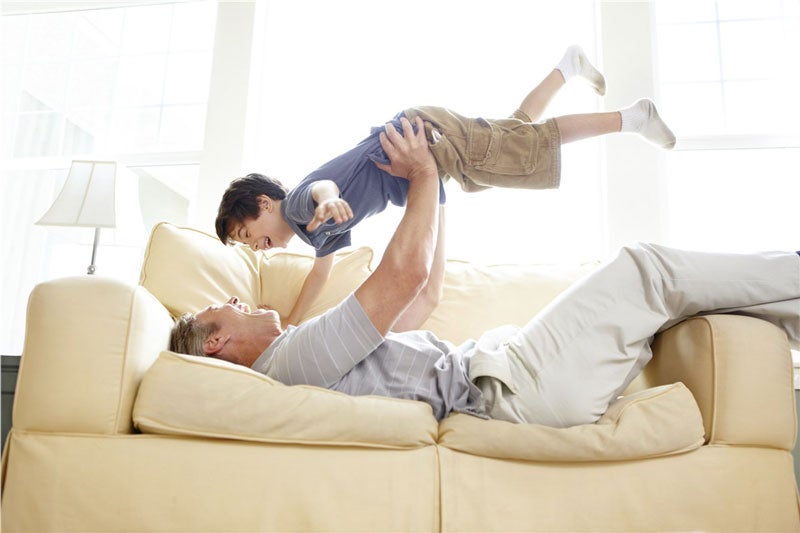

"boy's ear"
[204, 333, 231, 356]
[256, 194, 273, 213]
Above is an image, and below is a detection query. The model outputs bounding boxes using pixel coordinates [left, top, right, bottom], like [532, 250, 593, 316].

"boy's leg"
[520, 45, 606, 122]
[553, 110, 621, 143]
[488, 244, 800, 427]
[555, 99, 677, 149]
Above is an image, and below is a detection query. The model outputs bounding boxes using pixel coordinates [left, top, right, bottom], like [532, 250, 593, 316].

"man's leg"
[492, 243, 800, 427]
[520, 45, 606, 122]
[555, 99, 677, 149]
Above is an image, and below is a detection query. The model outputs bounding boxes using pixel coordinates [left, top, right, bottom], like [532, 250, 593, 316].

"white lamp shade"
[36, 160, 117, 228]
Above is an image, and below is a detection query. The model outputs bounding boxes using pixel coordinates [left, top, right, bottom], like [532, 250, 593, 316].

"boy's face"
[229, 194, 294, 251]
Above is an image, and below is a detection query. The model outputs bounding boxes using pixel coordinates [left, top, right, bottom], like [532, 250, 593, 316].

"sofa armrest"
[638, 314, 796, 449]
[14, 277, 173, 435]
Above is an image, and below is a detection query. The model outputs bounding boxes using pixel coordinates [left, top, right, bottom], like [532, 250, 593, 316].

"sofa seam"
[12, 287, 41, 426]
[113, 286, 139, 434]
[698, 316, 719, 445]
[137, 221, 164, 286]
[604, 383, 680, 421]
[434, 444, 442, 533]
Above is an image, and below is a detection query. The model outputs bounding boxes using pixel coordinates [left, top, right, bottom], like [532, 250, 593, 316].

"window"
[654, 0, 800, 252]
[1, 1, 216, 354]
[3, 2, 215, 157]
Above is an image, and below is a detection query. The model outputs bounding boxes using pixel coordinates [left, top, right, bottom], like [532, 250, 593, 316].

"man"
[171, 116, 800, 428]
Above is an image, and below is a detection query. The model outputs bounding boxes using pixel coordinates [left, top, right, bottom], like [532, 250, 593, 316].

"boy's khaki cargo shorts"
[403, 106, 561, 193]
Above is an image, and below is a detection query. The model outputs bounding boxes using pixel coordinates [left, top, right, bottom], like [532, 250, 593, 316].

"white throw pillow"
[133, 351, 438, 449]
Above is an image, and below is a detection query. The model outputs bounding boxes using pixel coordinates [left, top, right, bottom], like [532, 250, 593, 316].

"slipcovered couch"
[2, 221, 798, 532]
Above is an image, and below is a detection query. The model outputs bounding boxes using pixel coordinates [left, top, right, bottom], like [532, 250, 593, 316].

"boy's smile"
[229, 194, 295, 251]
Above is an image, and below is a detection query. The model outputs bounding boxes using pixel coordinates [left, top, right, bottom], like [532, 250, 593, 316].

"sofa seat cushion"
[438, 382, 705, 461]
[133, 351, 438, 449]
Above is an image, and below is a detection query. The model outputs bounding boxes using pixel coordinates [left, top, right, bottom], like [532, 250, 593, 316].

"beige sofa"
[2, 221, 799, 532]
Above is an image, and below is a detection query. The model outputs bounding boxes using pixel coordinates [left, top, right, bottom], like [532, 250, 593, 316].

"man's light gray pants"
[477, 243, 800, 427]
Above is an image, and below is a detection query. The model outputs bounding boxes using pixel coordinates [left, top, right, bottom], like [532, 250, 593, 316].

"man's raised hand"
[375, 116, 437, 181]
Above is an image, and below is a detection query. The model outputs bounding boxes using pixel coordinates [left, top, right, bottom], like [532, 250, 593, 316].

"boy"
[215, 45, 676, 329]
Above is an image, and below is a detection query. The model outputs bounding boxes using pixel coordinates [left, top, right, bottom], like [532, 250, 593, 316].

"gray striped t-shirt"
[251, 293, 484, 421]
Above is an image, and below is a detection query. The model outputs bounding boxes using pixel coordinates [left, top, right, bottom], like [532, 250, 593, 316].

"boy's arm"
[306, 180, 354, 232]
[391, 206, 446, 332]
[284, 253, 335, 327]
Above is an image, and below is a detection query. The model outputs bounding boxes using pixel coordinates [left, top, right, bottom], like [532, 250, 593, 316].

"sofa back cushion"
[140, 222, 262, 317]
[133, 351, 438, 448]
[139, 222, 591, 344]
[423, 260, 594, 344]
[259, 249, 373, 321]
[139, 222, 372, 321]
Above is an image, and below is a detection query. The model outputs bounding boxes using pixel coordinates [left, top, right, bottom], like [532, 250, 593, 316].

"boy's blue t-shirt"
[281, 112, 447, 257]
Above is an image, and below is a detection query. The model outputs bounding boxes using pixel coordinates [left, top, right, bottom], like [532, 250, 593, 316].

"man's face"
[228, 195, 293, 251]
[194, 296, 281, 367]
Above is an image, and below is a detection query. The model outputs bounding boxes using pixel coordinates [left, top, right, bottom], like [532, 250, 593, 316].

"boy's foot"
[556, 45, 606, 96]
[620, 98, 677, 150]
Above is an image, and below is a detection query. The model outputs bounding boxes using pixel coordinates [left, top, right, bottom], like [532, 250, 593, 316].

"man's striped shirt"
[251, 293, 483, 421]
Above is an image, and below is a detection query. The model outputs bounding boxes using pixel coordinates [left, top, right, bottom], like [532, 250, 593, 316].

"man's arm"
[354, 116, 440, 335]
[391, 206, 446, 332]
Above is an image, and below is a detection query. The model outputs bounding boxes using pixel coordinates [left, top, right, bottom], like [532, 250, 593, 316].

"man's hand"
[375, 116, 437, 182]
[307, 180, 354, 232]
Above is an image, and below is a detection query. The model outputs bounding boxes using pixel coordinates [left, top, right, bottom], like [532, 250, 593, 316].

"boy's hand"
[306, 197, 353, 232]
[375, 116, 437, 182]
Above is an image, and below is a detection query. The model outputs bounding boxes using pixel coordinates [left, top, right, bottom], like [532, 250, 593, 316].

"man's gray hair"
[169, 313, 218, 357]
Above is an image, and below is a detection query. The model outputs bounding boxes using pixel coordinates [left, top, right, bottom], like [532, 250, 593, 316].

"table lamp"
[36, 160, 117, 275]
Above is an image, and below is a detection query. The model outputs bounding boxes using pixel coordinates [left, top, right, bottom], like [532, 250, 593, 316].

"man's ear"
[204, 332, 231, 356]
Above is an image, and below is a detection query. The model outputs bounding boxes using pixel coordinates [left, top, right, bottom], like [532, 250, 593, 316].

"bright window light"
[1, 1, 216, 354]
[252, 0, 602, 265]
[654, 0, 800, 252]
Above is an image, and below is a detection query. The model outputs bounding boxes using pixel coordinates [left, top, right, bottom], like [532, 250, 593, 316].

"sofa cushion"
[139, 222, 592, 343]
[422, 259, 594, 345]
[139, 222, 372, 321]
[260, 249, 372, 323]
[437, 382, 705, 461]
[133, 351, 438, 449]
[140, 222, 261, 318]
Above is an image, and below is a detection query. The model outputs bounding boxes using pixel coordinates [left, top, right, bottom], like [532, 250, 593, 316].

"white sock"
[620, 98, 676, 150]
[555, 45, 606, 96]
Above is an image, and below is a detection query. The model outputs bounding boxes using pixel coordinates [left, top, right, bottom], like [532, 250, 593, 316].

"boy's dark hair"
[215, 173, 288, 245]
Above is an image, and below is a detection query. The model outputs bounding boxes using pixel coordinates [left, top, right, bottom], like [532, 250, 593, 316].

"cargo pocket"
[467, 117, 538, 175]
